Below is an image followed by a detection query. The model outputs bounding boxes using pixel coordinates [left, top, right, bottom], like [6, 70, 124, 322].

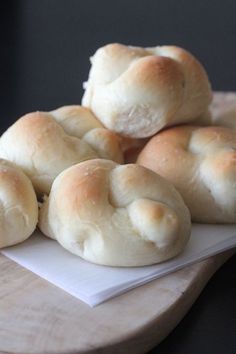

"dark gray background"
[1, 1, 236, 353]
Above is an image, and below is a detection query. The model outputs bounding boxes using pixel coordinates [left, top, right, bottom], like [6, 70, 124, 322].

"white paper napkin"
[1, 224, 236, 307]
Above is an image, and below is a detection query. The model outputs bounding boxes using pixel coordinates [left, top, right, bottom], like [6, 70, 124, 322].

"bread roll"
[137, 125, 236, 223]
[39, 159, 191, 266]
[0, 108, 123, 195]
[50, 105, 103, 137]
[0, 159, 38, 248]
[50, 105, 123, 163]
[121, 109, 211, 163]
[82, 43, 212, 138]
[210, 92, 236, 130]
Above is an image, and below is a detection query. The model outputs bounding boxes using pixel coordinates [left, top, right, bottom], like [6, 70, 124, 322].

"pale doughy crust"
[39, 159, 191, 266]
[82, 43, 212, 138]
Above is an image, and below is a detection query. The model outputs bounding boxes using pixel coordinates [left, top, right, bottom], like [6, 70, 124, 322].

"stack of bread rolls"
[0, 42, 235, 267]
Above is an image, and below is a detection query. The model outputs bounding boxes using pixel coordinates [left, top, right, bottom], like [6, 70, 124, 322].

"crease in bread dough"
[0, 110, 123, 195]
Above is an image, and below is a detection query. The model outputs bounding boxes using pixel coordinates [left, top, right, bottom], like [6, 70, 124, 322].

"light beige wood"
[0, 250, 234, 354]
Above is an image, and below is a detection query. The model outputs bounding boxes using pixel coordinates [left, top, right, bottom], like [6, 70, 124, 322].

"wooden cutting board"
[0, 250, 235, 354]
[1, 92, 236, 353]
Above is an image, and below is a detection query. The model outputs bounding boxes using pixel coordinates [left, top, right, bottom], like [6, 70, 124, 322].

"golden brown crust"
[137, 125, 236, 223]
[125, 56, 184, 89]
[0, 107, 123, 195]
[50, 105, 103, 137]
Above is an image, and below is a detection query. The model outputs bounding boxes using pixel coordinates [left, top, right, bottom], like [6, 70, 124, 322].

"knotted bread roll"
[51, 105, 123, 162]
[39, 159, 191, 266]
[0, 107, 123, 195]
[0, 159, 38, 248]
[138, 125, 236, 223]
[82, 43, 212, 138]
[52, 105, 147, 163]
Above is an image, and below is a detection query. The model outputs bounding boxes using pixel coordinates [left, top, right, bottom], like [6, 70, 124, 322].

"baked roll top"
[138, 125, 236, 223]
[0, 107, 123, 195]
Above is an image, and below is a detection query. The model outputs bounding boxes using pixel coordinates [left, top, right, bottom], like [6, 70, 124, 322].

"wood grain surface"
[0, 250, 235, 354]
